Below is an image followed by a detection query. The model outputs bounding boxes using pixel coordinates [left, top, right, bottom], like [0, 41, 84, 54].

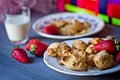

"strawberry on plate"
[44, 24, 59, 35]
[116, 51, 120, 64]
[12, 46, 29, 63]
[94, 40, 116, 54]
[25, 39, 48, 57]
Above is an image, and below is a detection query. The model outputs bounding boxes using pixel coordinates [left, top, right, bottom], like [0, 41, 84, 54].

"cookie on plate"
[93, 50, 115, 70]
[47, 42, 71, 58]
[72, 40, 88, 51]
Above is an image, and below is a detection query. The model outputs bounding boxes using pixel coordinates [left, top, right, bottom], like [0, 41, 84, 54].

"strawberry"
[12, 46, 29, 63]
[116, 51, 120, 64]
[25, 39, 38, 51]
[44, 25, 59, 35]
[94, 40, 116, 54]
[117, 40, 120, 45]
[25, 39, 48, 57]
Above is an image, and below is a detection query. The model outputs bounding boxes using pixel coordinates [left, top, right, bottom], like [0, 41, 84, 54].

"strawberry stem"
[116, 45, 120, 51]
[30, 44, 35, 53]
[13, 45, 20, 49]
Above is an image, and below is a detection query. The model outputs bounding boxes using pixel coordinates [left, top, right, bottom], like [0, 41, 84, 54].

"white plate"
[33, 12, 105, 39]
[43, 38, 120, 76]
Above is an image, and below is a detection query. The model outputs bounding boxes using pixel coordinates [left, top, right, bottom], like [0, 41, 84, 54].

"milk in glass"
[4, 14, 30, 44]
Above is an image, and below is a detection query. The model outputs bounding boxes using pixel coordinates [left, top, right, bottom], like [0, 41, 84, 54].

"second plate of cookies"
[33, 12, 105, 39]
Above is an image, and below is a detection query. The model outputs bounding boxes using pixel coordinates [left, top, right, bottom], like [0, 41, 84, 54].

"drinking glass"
[4, 7, 30, 44]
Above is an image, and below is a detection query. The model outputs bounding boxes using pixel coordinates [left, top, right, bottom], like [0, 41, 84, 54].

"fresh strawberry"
[44, 25, 59, 35]
[12, 46, 29, 63]
[25, 39, 38, 51]
[25, 39, 48, 57]
[116, 51, 120, 64]
[94, 40, 116, 54]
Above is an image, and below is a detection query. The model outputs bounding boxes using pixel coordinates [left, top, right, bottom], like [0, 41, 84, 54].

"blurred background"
[0, 0, 120, 26]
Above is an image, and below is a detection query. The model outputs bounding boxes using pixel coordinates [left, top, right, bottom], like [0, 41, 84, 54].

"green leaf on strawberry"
[116, 45, 120, 51]
[30, 44, 36, 53]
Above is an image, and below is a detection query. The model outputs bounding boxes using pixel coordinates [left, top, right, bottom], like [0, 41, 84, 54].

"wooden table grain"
[0, 11, 120, 80]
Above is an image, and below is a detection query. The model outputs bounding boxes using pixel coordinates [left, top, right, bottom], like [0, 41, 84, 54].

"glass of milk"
[4, 7, 30, 44]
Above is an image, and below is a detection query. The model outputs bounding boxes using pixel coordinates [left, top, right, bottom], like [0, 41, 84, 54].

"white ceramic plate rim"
[33, 12, 105, 39]
[43, 38, 120, 76]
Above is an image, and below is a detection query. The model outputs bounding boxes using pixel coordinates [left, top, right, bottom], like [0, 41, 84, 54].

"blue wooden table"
[0, 11, 120, 80]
